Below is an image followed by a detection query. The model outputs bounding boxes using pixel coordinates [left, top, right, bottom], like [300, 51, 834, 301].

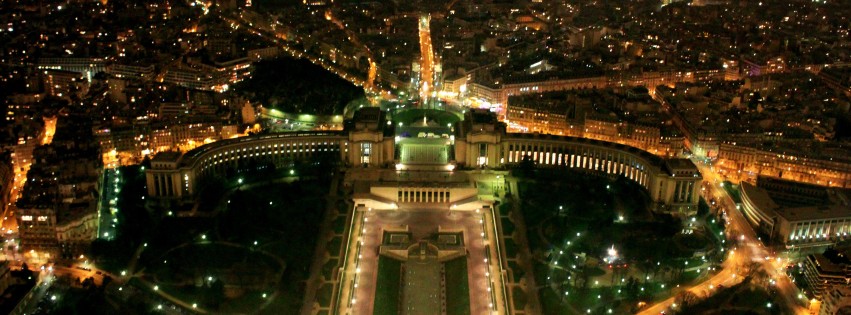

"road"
[323, 9, 378, 91]
[220, 9, 383, 95]
[638, 160, 807, 314]
[418, 15, 435, 102]
[2, 159, 31, 237]
[0, 158, 31, 262]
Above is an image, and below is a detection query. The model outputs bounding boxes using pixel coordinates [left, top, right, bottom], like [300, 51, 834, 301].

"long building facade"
[147, 108, 702, 213]
[739, 177, 851, 247]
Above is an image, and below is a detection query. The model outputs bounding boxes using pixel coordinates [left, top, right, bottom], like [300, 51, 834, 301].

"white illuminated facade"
[739, 180, 851, 247]
[147, 108, 702, 214]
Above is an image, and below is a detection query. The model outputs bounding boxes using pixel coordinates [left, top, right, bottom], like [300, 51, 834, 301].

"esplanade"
[146, 107, 702, 213]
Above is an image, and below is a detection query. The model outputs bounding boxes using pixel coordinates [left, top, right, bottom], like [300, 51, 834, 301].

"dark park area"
[233, 57, 365, 115]
[89, 162, 332, 314]
[513, 168, 723, 314]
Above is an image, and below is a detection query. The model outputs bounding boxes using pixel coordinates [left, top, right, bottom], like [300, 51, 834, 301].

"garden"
[91, 163, 332, 314]
[514, 168, 725, 314]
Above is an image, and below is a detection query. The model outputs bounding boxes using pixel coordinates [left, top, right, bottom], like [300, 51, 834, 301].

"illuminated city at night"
[1, 0, 851, 314]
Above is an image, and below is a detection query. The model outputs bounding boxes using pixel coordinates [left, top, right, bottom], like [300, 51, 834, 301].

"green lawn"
[533, 262, 551, 285]
[133, 180, 330, 315]
[328, 236, 343, 256]
[504, 238, 519, 259]
[317, 283, 334, 305]
[512, 287, 528, 311]
[722, 181, 742, 203]
[501, 217, 516, 236]
[333, 216, 348, 234]
[322, 258, 339, 280]
[564, 287, 612, 312]
[373, 256, 402, 315]
[508, 260, 526, 282]
[539, 287, 573, 315]
[678, 267, 705, 284]
[679, 281, 786, 314]
[445, 257, 471, 315]
[704, 215, 727, 244]
[499, 202, 512, 216]
[336, 200, 350, 215]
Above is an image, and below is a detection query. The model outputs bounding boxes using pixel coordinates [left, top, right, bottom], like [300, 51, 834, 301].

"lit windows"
[361, 142, 371, 164]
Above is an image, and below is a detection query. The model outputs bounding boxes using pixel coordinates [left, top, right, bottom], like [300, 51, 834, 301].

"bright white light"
[607, 246, 617, 258]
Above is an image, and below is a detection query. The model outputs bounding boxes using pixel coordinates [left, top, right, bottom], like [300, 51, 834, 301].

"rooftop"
[777, 204, 851, 222]
[742, 180, 851, 222]
[177, 131, 347, 168]
[151, 151, 182, 163]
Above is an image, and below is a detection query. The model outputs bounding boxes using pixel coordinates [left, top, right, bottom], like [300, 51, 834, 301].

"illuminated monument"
[146, 106, 701, 314]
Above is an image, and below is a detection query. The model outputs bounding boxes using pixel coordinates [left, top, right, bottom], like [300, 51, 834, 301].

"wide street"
[417, 15, 434, 101]
[638, 160, 808, 315]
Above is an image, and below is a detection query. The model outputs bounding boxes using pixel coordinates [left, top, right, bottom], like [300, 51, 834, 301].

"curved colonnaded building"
[146, 108, 703, 213]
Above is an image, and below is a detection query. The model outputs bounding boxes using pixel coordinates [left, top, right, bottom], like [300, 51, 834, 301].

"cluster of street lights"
[346, 206, 369, 308]
[476, 207, 501, 311]
[103, 169, 121, 241]
[548, 231, 584, 299]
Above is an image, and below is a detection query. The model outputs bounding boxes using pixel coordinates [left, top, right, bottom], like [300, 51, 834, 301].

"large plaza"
[353, 209, 491, 315]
